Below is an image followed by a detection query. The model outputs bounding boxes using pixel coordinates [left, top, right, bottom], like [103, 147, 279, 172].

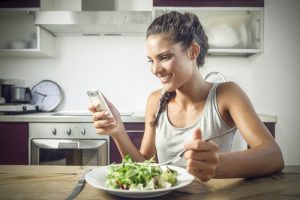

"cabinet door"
[153, 6, 263, 55]
[110, 123, 145, 164]
[0, 122, 29, 165]
[264, 122, 275, 138]
[246, 122, 275, 149]
[0, 0, 40, 8]
[0, 11, 53, 57]
[153, 0, 264, 7]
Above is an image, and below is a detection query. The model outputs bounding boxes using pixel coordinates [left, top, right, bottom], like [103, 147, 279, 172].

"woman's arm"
[139, 90, 161, 161]
[89, 97, 145, 162]
[89, 90, 160, 162]
[215, 82, 284, 178]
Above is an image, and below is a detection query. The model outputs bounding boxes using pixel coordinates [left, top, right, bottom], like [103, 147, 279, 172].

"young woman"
[89, 11, 284, 182]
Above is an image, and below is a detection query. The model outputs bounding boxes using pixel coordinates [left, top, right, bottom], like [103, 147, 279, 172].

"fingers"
[184, 148, 219, 182]
[184, 128, 219, 182]
[92, 110, 113, 121]
[92, 111, 114, 124]
[184, 148, 219, 163]
[93, 118, 115, 128]
[187, 161, 215, 182]
[184, 138, 218, 152]
[192, 128, 202, 140]
[93, 118, 115, 135]
[88, 103, 100, 113]
[89, 105, 116, 135]
[95, 124, 116, 135]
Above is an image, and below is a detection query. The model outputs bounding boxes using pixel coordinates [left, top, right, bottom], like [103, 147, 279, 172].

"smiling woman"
[89, 10, 284, 182]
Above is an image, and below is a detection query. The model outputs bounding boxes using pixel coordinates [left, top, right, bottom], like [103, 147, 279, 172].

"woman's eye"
[147, 59, 153, 64]
[161, 55, 171, 61]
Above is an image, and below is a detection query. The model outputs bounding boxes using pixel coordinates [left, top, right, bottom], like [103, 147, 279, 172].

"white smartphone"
[87, 89, 114, 118]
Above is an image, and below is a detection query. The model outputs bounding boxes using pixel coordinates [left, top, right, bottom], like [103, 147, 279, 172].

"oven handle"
[32, 139, 107, 149]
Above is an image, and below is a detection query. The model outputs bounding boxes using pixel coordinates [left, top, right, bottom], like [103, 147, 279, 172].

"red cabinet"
[153, 0, 264, 7]
[0, 122, 29, 165]
[0, 0, 40, 8]
[264, 122, 275, 138]
[110, 122, 145, 164]
[109, 121, 275, 163]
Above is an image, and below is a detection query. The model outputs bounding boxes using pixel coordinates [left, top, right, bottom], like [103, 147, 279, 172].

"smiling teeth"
[160, 74, 172, 81]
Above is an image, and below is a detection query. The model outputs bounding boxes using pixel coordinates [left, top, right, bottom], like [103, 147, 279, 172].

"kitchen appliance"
[1, 84, 13, 103]
[205, 71, 226, 83]
[0, 79, 38, 114]
[0, 80, 4, 104]
[29, 123, 109, 166]
[11, 87, 32, 103]
[0, 104, 39, 114]
[34, 0, 152, 36]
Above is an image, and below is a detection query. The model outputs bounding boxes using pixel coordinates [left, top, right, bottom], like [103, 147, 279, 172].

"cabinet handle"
[256, 18, 261, 43]
[67, 128, 71, 136]
[126, 130, 144, 133]
[52, 128, 57, 135]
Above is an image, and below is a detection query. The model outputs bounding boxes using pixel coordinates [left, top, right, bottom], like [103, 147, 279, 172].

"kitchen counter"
[0, 165, 298, 200]
[0, 111, 277, 123]
[0, 111, 145, 123]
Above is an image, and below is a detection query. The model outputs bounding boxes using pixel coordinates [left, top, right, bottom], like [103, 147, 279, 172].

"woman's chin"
[162, 85, 176, 93]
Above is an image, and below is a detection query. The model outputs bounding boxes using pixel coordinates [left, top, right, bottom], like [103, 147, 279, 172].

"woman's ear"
[189, 42, 200, 60]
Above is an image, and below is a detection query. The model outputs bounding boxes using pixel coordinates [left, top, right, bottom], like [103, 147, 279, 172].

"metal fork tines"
[157, 127, 237, 166]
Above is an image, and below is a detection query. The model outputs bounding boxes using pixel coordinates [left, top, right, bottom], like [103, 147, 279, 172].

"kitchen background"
[0, 0, 299, 166]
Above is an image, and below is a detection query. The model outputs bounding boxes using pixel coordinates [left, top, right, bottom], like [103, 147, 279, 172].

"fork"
[156, 127, 237, 166]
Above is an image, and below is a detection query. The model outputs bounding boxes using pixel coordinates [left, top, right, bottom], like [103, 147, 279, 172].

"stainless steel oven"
[29, 122, 109, 166]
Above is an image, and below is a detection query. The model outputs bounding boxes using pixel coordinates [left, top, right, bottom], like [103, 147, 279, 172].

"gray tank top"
[155, 83, 236, 166]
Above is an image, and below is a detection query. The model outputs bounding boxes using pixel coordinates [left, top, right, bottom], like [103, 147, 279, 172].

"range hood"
[34, 0, 152, 36]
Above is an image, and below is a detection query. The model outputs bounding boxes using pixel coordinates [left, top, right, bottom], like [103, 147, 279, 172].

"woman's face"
[146, 34, 195, 92]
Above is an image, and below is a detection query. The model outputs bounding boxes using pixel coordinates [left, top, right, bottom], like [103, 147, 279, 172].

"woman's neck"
[175, 69, 212, 107]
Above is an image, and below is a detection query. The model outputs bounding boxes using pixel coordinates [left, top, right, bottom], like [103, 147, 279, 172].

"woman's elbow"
[271, 146, 285, 173]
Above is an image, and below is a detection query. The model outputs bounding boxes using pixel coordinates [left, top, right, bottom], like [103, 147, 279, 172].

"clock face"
[31, 80, 63, 111]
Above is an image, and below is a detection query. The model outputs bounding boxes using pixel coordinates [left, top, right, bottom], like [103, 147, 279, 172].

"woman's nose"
[151, 61, 161, 74]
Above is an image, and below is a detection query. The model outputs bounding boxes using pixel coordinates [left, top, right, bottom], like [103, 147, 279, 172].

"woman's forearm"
[215, 144, 284, 178]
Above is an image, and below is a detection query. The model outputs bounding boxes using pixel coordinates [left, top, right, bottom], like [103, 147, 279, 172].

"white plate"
[85, 165, 194, 198]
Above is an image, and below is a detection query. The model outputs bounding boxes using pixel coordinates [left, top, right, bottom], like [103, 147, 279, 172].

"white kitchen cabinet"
[153, 7, 264, 56]
[0, 10, 53, 57]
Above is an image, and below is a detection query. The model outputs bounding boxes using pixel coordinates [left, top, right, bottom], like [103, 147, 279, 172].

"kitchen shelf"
[208, 48, 262, 56]
[153, 7, 264, 56]
[0, 10, 53, 57]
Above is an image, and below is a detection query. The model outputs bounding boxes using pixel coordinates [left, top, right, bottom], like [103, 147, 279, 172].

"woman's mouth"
[158, 74, 172, 83]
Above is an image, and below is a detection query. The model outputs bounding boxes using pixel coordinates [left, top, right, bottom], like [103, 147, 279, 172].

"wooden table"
[0, 165, 299, 200]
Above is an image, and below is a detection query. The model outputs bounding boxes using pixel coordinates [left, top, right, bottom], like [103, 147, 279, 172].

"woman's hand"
[184, 128, 219, 182]
[88, 97, 125, 137]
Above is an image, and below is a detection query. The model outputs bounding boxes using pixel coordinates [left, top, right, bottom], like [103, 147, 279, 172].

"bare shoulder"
[215, 81, 255, 127]
[217, 81, 249, 107]
[145, 89, 162, 118]
[217, 81, 244, 96]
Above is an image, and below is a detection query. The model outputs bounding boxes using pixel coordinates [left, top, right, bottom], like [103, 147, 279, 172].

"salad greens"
[106, 155, 178, 191]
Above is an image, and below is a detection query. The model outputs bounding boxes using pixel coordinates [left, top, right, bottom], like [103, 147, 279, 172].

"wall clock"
[31, 80, 63, 111]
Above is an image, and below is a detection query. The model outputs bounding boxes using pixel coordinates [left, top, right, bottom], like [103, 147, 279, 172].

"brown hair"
[147, 11, 209, 127]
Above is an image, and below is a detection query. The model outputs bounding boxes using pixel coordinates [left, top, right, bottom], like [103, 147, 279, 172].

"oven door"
[31, 139, 107, 166]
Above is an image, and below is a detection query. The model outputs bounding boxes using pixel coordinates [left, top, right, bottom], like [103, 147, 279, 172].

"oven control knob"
[52, 128, 57, 135]
[81, 128, 86, 135]
[67, 128, 71, 136]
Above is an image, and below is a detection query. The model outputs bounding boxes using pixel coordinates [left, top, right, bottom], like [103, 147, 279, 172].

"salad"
[106, 155, 178, 191]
